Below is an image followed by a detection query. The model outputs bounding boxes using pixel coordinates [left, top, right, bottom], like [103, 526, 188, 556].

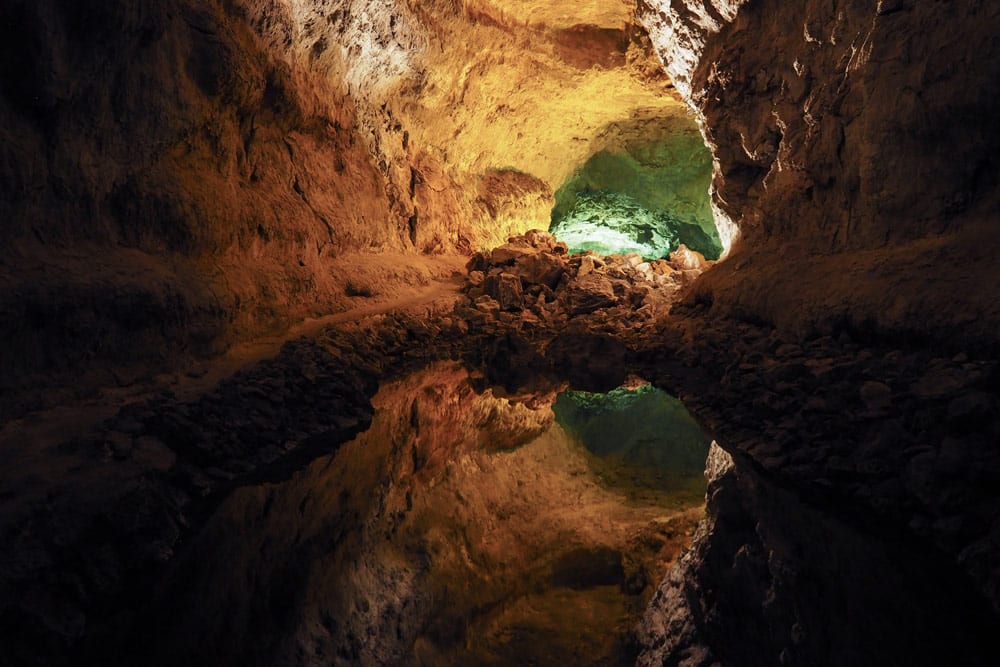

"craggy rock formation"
[638, 442, 998, 667]
[632, 1, 1000, 661]
[461, 230, 710, 337]
[0, 0, 395, 403]
[639, 0, 1000, 346]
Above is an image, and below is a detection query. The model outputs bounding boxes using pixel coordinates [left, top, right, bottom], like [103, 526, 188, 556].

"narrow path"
[167, 266, 467, 402]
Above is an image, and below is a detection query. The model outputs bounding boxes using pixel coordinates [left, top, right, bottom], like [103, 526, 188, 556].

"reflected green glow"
[553, 384, 711, 475]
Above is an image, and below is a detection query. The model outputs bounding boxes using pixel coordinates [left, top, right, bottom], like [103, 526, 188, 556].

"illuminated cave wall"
[638, 0, 1000, 346]
[0, 0, 696, 397]
[5, 0, 997, 393]
[548, 114, 721, 259]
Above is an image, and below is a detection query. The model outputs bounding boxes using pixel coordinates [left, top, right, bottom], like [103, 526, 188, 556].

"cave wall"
[633, 2, 1000, 662]
[0, 0, 399, 403]
[6, 0, 998, 394]
[639, 0, 1000, 348]
[0, 0, 688, 411]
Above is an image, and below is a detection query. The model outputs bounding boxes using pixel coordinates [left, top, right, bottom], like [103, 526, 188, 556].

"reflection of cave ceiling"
[467, 0, 635, 28]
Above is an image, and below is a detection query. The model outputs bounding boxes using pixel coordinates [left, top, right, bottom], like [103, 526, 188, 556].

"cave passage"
[123, 363, 711, 666]
[548, 116, 722, 260]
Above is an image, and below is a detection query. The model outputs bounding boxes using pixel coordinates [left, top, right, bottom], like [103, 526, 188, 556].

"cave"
[1, 1, 999, 666]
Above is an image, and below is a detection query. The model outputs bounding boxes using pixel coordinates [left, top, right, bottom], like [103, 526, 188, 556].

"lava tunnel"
[1, 1, 1000, 666]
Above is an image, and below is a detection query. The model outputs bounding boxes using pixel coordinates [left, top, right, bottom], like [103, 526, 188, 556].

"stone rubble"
[461, 229, 712, 338]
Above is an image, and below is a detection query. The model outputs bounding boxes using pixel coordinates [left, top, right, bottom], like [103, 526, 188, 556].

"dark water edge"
[111, 363, 710, 667]
[638, 443, 1000, 667]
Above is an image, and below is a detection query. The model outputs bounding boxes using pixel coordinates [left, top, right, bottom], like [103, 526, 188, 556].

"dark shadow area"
[641, 445, 1000, 666]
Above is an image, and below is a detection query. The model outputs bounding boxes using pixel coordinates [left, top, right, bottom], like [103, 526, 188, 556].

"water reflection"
[555, 384, 711, 504]
[129, 363, 710, 666]
[638, 446, 1000, 666]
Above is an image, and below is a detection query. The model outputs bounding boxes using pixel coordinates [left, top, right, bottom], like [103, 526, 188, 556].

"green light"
[549, 191, 717, 260]
[553, 384, 711, 474]
[548, 123, 723, 259]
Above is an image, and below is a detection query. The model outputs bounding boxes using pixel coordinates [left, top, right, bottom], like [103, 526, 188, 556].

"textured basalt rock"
[625, 6, 1000, 659]
[0, 0, 395, 404]
[461, 230, 712, 342]
[631, 306, 1000, 664]
[639, 0, 1000, 347]
[3, 1, 1000, 665]
[637, 439, 999, 667]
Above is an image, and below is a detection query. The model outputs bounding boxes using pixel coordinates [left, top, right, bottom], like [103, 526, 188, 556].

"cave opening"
[547, 116, 723, 261]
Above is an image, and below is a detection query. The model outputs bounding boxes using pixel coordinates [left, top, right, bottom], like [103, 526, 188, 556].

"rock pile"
[456, 230, 711, 336]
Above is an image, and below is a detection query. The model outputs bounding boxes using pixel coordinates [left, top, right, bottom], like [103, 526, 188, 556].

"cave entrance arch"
[548, 114, 722, 260]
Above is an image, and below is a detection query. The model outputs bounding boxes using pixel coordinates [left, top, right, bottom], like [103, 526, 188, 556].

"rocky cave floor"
[2, 231, 999, 665]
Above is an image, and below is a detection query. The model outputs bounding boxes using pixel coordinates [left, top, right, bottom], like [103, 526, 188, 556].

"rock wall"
[639, 0, 1000, 348]
[0, 0, 397, 405]
[634, 1, 1000, 663]
[638, 443, 998, 666]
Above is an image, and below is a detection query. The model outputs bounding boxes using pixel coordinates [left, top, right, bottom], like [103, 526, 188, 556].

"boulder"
[473, 295, 500, 315]
[560, 273, 618, 315]
[860, 381, 892, 412]
[524, 229, 559, 249]
[490, 244, 536, 265]
[669, 244, 708, 271]
[514, 252, 566, 289]
[624, 253, 644, 268]
[484, 272, 524, 310]
[466, 252, 490, 272]
[467, 270, 485, 287]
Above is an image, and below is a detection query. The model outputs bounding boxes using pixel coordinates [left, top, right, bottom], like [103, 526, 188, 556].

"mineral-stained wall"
[639, 0, 1000, 348]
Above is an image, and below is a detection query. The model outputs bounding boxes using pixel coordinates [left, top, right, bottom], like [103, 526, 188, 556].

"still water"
[131, 362, 712, 666]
